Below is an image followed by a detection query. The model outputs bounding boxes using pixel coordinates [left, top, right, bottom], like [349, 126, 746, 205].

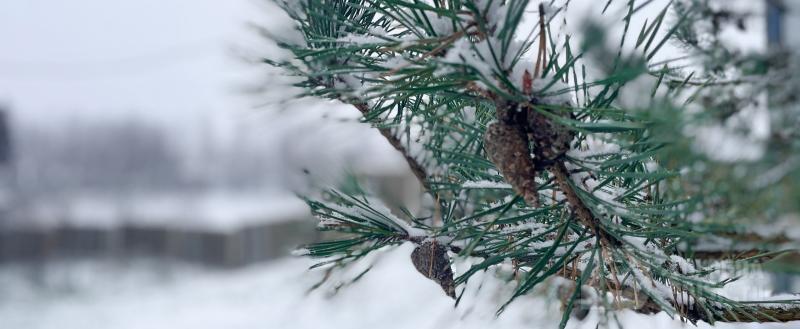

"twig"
[549, 162, 622, 247]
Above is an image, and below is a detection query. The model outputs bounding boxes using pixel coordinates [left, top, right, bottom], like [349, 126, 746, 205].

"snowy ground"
[0, 243, 796, 329]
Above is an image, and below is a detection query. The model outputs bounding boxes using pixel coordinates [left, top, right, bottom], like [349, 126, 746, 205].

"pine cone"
[410, 241, 455, 298]
[527, 106, 575, 164]
[484, 122, 540, 207]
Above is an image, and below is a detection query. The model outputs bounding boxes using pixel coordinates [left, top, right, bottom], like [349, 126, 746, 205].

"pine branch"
[562, 272, 800, 323]
[267, 0, 800, 326]
[485, 96, 623, 247]
[690, 249, 792, 261]
[637, 293, 800, 323]
[712, 307, 800, 323]
[462, 247, 800, 323]
[482, 89, 800, 324]
[688, 232, 799, 261]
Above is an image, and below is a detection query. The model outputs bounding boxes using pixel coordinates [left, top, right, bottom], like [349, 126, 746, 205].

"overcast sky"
[0, 0, 269, 125]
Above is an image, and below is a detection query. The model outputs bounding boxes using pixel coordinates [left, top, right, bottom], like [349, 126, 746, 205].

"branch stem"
[549, 161, 622, 247]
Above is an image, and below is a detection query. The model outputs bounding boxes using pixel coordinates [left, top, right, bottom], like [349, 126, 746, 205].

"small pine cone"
[495, 99, 527, 126]
[411, 241, 455, 298]
[484, 122, 540, 207]
[527, 108, 575, 163]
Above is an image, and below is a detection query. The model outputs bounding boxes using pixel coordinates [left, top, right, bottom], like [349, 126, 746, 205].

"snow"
[498, 222, 549, 235]
[336, 33, 386, 45]
[439, 38, 498, 85]
[462, 180, 512, 189]
[568, 135, 622, 160]
[530, 79, 576, 105]
[363, 197, 427, 237]
[629, 263, 677, 305]
[421, 9, 456, 36]
[18, 192, 310, 232]
[0, 243, 797, 329]
[258, 1, 306, 47]
[432, 1, 521, 89]
[290, 248, 311, 257]
[382, 56, 410, 70]
[624, 236, 667, 259]
[315, 194, 426, 237]
[567, 167, 629, 216]
[669, 255, 698, 275]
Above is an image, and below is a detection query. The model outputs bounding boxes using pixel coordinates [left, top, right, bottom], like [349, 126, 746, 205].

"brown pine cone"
[484, 121, 540, 207]
[527, 104, 575, 164]
[411, 241, 455, 298]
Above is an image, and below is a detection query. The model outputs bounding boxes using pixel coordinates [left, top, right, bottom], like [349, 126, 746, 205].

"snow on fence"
[0, 193, 318, 267]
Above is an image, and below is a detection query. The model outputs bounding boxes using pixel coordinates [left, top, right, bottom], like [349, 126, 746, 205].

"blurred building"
[766, 0, 797, 294]
[0, 108, 15, 213]
[0, 104, 422, 268]
[0, 111, 319, 267]
[766, 0, 800, 48]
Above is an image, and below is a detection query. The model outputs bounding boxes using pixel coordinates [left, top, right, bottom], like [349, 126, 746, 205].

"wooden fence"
[0, 219, 318, 268]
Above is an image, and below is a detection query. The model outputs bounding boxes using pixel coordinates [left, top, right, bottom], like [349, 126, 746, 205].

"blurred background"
[0, 0, 421, 264]
[0, 1, 797, 328]
[0, 0, 441, 328]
